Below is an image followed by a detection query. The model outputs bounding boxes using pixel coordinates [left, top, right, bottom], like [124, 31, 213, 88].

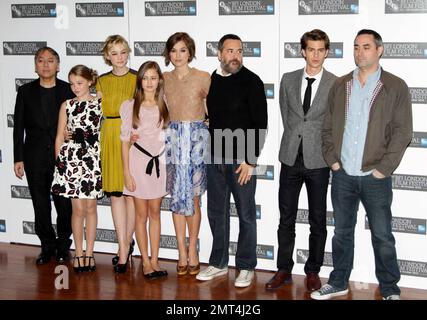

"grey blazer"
[279, 68, 336, 169]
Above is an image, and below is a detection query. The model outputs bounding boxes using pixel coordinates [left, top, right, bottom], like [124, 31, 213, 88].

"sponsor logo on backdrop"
[23, 221, 57, 234]
[218, 0, 274, 15]
[365, 215, 426, 234]
[410, 132, 427, 148]
[383, 42, 427, 59]
[23, 221, 37, 234]
[410, 87, 427, 103]
[75, 2, 124, 17]
[398, 259, 427, 277]
[264, 83, 274, 99]
[206, 41, 261, 57]
[255, 165, 274, 180]
[0, 220, 6, 232]
[392, 174, 427, 191]
[298, 0, 359, 15]
[97, 197, 111, 206]
[385, 0, 427, 14]
[15, 78, 35, 91]
[296, 209, 335, 226]
[66, 42, 103, 56]
[161, 197, 171, 211]
[11, 3, 56, 18]
[11, 185, 32, 199]
[22, 221, 118, 242]
[7, 114, 14, 128]
[145, 1, 196, 16]
[229, 242, 274, 260]
[3, 42, 47, 55]
[284, 42, 343, 58]
[159, 234, 199, 250]
[94, 228, 117, 243]
[230, 203, 262, 219]
[134, 41, 166, 56]
[297, 249, 333, 266]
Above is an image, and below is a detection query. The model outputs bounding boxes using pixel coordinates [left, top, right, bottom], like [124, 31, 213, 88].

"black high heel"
[112, 239, 134, 266]
[129, 239, 135, 256]
[114, 245, 132, 273]
[85, 256, 96, 272]
[73, 256, 85, 273]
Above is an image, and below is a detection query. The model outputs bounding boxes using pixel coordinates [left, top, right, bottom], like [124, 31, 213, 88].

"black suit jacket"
[13, 78, 74, 171]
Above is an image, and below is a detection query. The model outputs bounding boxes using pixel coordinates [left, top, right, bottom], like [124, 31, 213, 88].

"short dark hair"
[218, 34, 242, 52]
[356, 29, 383, 47]
[163, 32, 196, 66]
[300, 29, 330, 51]
[34, 46, 60, 63]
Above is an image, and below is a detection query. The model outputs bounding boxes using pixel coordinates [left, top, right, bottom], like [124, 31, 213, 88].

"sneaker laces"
[238, 270, 251, 280]
[318, 284, 334, 294]
[203, 266, 217, 275]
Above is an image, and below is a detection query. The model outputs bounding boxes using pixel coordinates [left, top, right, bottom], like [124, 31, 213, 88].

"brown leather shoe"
[305, 272, 321, 292]
[265, 270, 292, 290]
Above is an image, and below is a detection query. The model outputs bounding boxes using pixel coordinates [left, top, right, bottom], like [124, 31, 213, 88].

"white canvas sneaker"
[196, 266, 228, 281]
[234, 270, 254, 288]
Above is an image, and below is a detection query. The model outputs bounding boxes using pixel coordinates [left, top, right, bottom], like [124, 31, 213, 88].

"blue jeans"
[207, 164, 257, 270]
[328, 169, 401, 297]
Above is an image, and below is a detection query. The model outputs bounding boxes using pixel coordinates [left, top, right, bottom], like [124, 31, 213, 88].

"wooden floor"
[1, 242, 426, 300]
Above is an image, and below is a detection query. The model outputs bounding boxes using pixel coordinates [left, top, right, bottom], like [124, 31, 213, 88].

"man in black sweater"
[196, 34, 268, 288]
[13, 47, 74, 265]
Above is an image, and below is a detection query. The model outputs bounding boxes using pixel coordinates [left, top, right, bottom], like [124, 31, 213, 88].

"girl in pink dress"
[120, 61, 169, 277]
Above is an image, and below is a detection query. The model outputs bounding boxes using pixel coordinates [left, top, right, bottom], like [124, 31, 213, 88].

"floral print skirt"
[165, 120, 209, 216]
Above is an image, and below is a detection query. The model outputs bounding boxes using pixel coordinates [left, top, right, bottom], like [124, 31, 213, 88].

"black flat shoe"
[144, 271, 159, 279]
[154, 270, 168, 277]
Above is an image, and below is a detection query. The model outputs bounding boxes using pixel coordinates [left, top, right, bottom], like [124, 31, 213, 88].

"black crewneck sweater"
[206, 66, 268, 165]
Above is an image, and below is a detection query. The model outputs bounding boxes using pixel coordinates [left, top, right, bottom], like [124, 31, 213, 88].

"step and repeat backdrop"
[1, 0, 426, 290]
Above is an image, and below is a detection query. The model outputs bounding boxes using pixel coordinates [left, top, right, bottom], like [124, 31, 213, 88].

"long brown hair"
[132, 61, 168, 129]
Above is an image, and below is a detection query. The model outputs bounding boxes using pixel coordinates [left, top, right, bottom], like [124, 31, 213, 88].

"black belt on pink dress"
[133, 142, 164, 178]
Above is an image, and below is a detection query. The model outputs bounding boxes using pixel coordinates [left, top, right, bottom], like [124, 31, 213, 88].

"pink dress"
[119, 99, 167, 199]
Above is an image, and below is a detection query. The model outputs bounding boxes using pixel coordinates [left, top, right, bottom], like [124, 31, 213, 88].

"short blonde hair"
[101, 34, 131, 66]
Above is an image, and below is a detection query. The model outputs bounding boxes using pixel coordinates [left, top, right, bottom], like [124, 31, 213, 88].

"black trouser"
[26, 163, 72, 254]
[277, 154, 329, 274]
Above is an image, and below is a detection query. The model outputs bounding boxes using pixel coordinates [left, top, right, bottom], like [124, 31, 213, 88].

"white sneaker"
[196, 266, 228, 281]
[310, 284, 349, 300]
[235, 270, 254, 288]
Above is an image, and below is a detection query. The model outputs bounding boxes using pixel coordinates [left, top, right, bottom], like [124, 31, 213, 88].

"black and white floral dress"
[52, 98, 103, 199]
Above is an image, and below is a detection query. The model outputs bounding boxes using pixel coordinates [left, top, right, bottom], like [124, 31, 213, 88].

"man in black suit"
[265, 30, 336, 292]
[13, 47, 74, 264]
